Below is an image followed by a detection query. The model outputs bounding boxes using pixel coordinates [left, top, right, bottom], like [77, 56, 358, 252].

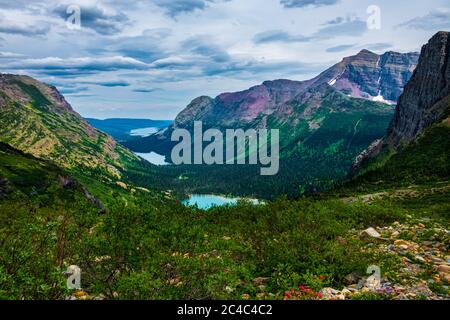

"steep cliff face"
[352, 31, 450, 175]
[385, 31, 450, 149]
[0, 73, 142, 180]
[379, 52, 420, 102]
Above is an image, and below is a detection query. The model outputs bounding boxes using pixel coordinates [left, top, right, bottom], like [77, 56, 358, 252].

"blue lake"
[135, 152, 170, 166]
[182, 194, 260, 210]
[129, 127, 159, 137]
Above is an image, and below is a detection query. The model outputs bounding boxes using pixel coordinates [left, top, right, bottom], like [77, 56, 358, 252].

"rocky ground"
[65, 215, 449, 301]
[64, 187, 449, 301]
[319, 218, 450, 300]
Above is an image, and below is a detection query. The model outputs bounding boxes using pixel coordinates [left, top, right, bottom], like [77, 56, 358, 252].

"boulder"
[360, 227, 385, 241]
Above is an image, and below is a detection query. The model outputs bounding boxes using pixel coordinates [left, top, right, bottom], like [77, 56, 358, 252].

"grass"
[1, 110, 449, 300]
[1, 143, 440, 300]
[0, 84, 448, 299]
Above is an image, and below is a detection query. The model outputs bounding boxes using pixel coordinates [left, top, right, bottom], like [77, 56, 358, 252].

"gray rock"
[361, 227, 382, 239]
[386, 31, 450, 149]
[351, 31, 450, 173]
[415, 255, 426, 263]
[344, 273, 360, 285]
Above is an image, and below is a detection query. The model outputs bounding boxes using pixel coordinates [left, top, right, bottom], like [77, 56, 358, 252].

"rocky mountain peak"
[353, 49, 379, 60]
[174, 96, 214, 127]
[311, 49, 419, 103]
[0, 74, 75, 114]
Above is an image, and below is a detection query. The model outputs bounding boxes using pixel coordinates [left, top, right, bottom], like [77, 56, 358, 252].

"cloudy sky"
[0, 0, 449, 119]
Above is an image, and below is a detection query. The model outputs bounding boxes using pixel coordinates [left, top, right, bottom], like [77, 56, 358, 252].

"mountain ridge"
[0, 73, 145, 182]
[135, 48, 418, 147]
[352, 31, 450, 175]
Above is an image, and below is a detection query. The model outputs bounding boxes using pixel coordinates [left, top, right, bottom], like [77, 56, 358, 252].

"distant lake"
[135, 152, 170, 166]
[130, 127, 159, 137]
[182, 194, 260, 210]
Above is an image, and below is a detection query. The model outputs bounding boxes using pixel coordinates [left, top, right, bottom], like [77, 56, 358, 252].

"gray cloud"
[255, 15, 367, 46]
[253, 30, 311, 44]
[0, 21, 50, 37]
[201, 59, 323, 79]
[397, 9, 450, 31]
[59, 86, 90, 95]
[0, 0, 45, 12]
[326, 44, 355, 52]
[313, 16, 367, 39]
[81, 80, 131, 87]
[133, 88, 159, 93]
[182, 36, 230, 62]
[364, 43, 393, 52]
[0, 0, 37, 8]
[153, 0, 206, 16]
[147, 51, 322, 82]
[89, 29, 172, 63]
[326, 42, 393, 54]
[6, 56, 149, 76]
[280, 0, 339, 8]
[0, 51, 25, 58]
[153, 0, 229, 17]
[53, 5, 131, 35]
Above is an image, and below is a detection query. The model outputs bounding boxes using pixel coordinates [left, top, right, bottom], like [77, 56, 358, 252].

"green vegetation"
[0, 74, 448, 300]
[0, 77, 149, 186]
[125, 90, 395, 200]
[1, 137, 448, 300]
[343, 119, 450, 194]
[12, 81, 51, 110]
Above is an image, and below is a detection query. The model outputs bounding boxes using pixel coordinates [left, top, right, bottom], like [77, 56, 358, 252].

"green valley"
[0, 31, 449, 301]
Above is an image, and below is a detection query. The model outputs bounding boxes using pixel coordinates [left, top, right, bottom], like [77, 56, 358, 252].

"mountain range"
[176, 49, 418, 129]
[0, 31, 448, 301]
[122, 48, 419, 197]
[126, 49, 418, 154]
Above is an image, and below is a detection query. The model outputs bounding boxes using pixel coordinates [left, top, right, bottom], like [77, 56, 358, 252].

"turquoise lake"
[182, 194, 260, 210]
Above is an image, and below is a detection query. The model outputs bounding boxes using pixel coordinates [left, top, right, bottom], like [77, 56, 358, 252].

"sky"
[0, 0, 449, 120]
